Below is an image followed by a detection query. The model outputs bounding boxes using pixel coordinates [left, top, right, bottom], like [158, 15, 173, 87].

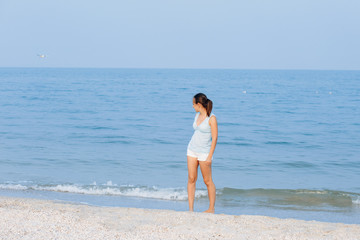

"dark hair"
[194, 93, 213, 117]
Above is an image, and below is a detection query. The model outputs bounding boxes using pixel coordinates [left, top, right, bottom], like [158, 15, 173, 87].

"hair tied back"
[194, 93, 213, 116]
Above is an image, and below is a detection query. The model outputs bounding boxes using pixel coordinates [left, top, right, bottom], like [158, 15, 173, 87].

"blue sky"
[1, 0, 359, 70]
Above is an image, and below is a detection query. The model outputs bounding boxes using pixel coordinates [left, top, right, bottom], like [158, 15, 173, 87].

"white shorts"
[187, 148, 213, 162]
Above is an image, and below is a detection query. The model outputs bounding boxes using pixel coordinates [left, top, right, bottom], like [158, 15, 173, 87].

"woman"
[187, 93, 218, 213]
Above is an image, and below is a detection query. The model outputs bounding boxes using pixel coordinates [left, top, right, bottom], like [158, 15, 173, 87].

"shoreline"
[1, 196, 359, 239]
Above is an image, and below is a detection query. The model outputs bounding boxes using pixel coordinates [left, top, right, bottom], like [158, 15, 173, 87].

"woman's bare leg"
[199, 161, 216, 213]
[187, 156, 198, 211]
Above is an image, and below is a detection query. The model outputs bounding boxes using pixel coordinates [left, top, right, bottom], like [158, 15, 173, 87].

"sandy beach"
[0, 196, 359, 240]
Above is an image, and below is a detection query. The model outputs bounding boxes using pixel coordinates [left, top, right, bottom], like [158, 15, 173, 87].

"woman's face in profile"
[192, 98, 201, 112]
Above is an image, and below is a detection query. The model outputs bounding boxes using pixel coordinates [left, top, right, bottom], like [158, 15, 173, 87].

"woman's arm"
[206, 115, 218, 163]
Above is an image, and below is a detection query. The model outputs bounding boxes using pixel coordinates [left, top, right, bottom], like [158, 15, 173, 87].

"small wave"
[219, 188, 359, 208]
[280, 161, 317, 169]
[73, 125, 118, 130]
[220, 122, 241, 126]
[92, 140, 133, 144]
[353, 197, 360, 205]
[0, 184, 28, 190]
[219, 141, 254, 146]
[152, 138, 174, 145]
[2, 182, 359, 208]
[0, 183, 207, 201]
[265, 141, 293, 145]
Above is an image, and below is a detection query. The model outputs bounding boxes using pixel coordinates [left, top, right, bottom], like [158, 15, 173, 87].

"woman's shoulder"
[208, 113, 217, 126]
[209, 113, 216, 121]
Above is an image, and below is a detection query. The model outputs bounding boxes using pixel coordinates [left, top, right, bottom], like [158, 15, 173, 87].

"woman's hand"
[205, 157, 212, 165]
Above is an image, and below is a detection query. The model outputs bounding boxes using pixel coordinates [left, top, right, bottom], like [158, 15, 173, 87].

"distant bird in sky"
[37, 54, 46, 58]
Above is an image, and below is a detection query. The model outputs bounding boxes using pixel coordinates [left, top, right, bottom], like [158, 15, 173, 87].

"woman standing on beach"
[187, 93, 218, 213]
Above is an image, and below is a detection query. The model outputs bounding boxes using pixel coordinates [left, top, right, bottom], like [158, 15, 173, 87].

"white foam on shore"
[2, 182, 359, 207]
[353, 197, 360, 205]
[0, 184, 28, 191]
[0, 183, 207, 201]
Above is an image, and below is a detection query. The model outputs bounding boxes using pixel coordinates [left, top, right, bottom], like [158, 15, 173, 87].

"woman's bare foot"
[204, 209, 215, 213]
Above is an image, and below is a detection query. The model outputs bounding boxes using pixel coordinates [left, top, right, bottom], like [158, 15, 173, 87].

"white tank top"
[187, 112, 215, 153]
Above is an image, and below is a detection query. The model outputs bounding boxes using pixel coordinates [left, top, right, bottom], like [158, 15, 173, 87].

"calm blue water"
[1, 68, 359, 223]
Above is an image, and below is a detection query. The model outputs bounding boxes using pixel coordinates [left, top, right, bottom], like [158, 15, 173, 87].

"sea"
[0, 68, 359, 224]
